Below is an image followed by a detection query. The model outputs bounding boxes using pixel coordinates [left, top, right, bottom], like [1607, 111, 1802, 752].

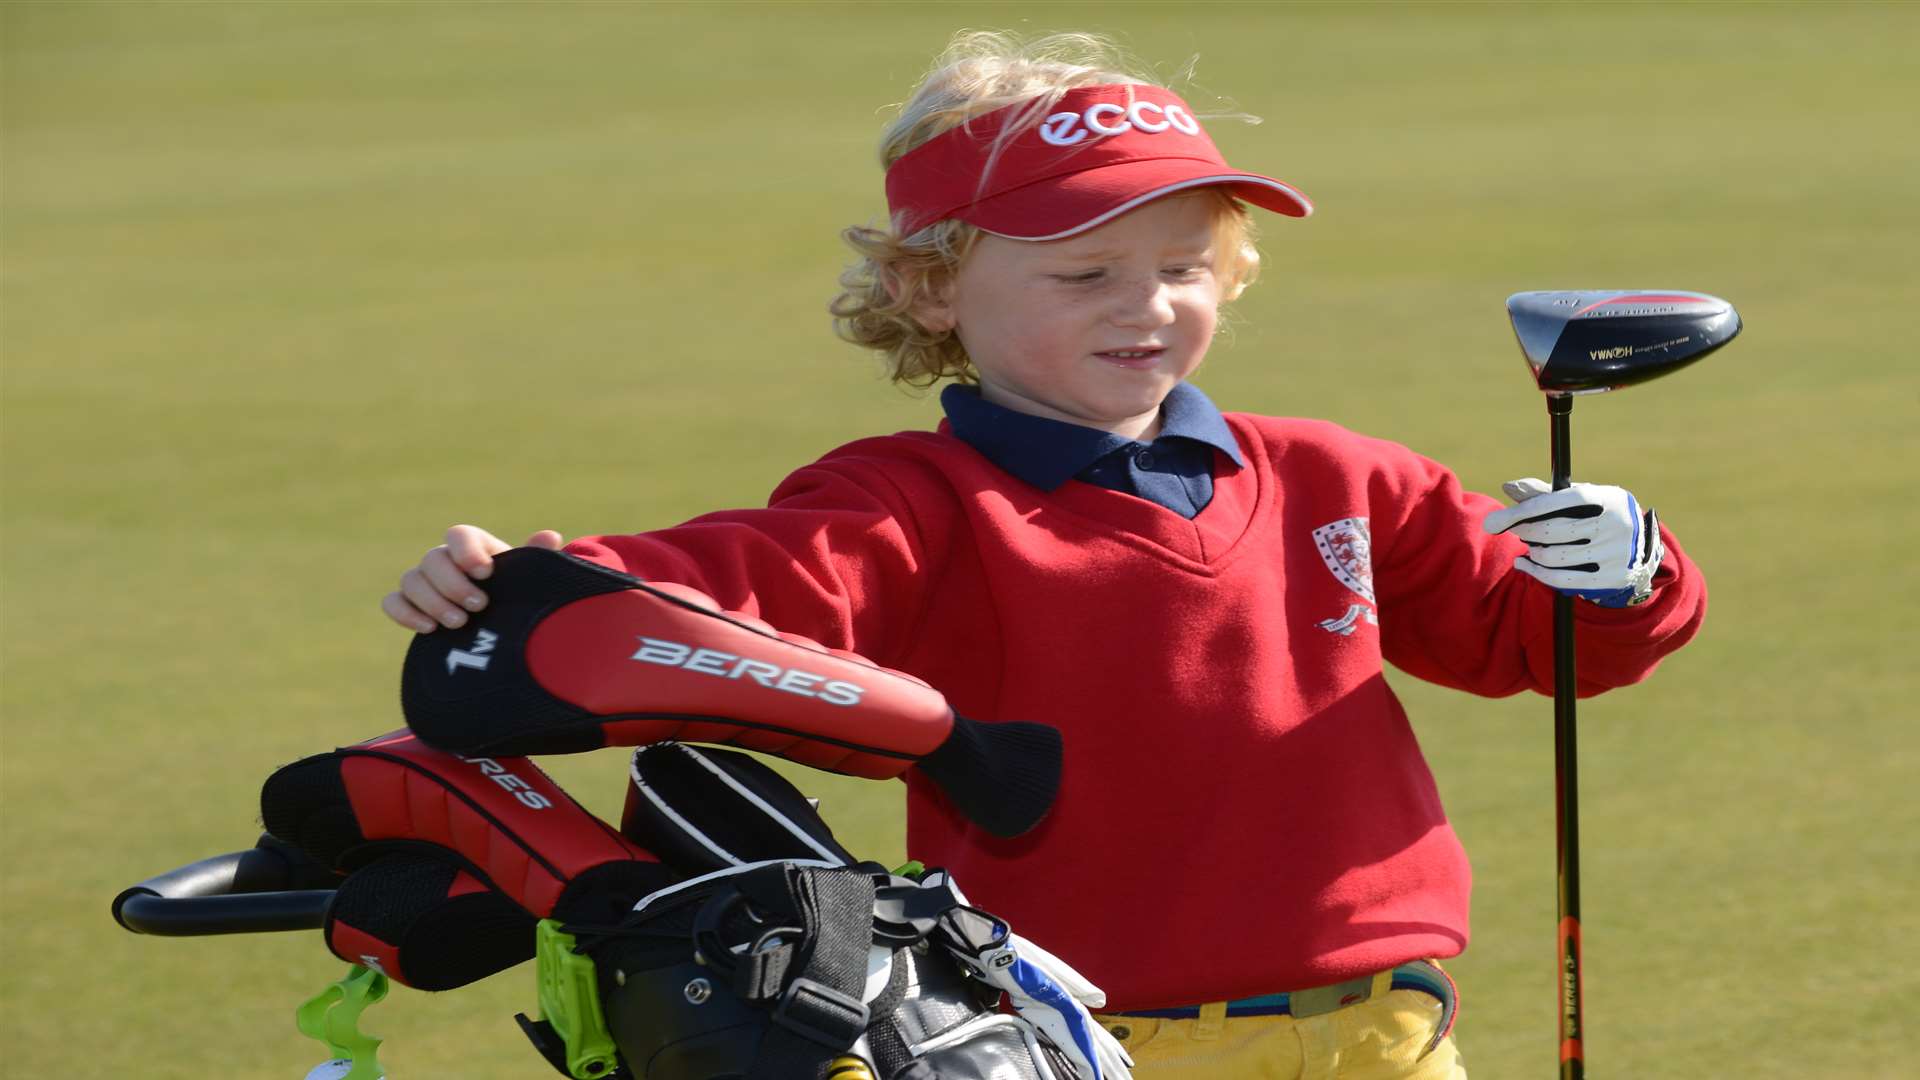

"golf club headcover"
[400, 546, 1060, 837]
[316, 849, 536, 991]
[261, 730, 674, 989]
[621, 743, 858, 876]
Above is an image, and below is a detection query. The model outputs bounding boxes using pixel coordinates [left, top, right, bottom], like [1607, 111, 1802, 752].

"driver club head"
[1507, 290, 1741, 396]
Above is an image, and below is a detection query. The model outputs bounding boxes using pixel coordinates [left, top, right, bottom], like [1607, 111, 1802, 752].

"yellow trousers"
[1095, 975, 1466, 1080]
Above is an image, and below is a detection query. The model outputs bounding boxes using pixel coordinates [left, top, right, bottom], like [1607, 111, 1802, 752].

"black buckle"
[770, 977, 869, 1049]
[514, 1013, 582, 1079]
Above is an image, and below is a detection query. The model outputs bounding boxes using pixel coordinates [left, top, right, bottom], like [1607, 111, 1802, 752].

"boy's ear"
[913, 299, 956, 334]
[896, 270, 956, 334]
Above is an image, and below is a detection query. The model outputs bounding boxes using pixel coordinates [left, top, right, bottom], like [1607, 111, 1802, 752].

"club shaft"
[1548, 396, 1584, 1079]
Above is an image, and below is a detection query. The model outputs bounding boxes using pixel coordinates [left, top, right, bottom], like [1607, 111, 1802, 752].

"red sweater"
[568, 414, 1705, 1009]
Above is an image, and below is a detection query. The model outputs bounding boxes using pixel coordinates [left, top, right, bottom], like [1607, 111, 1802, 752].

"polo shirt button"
[1109, 1024, 1133, 1041]
[1133, 449, 1155, 469]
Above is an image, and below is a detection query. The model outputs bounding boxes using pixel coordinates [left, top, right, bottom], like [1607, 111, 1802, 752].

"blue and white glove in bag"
[1483, 478, 1665, 607]
[923, 871, 1133, 1080]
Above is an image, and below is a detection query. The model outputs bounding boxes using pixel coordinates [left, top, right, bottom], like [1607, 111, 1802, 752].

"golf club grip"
[113, 838, 336, 936]
[1548, 397, 1585, 1078]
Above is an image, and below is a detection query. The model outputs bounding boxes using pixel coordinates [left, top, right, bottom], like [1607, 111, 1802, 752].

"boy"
[382, 32, 1703, 1079]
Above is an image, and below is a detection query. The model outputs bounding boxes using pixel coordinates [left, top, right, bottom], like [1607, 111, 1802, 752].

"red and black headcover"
[400, 547, 1060, 837]
[622, 743, 858, 875]
[260, 730, 672, 989]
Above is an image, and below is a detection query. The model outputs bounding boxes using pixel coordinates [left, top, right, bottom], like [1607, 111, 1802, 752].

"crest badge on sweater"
[1313, 516, 1378, 636]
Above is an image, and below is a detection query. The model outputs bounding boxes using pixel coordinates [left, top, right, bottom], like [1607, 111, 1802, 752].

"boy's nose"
[1110, 279, 1178, 329]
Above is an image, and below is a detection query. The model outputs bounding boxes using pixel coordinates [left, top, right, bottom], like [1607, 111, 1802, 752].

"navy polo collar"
[941, 381, 1244, 491]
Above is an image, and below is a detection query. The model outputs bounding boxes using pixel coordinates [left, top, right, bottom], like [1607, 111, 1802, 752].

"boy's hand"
[380, 525, 565, 633]
[1482, 478, 1664, 607]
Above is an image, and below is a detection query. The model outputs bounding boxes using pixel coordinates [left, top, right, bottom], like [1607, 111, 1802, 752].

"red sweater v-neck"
[569, 413, 1705, 1009]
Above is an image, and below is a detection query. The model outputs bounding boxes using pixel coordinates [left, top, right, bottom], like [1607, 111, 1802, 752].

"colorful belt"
[1105, 960, 1459, 1051]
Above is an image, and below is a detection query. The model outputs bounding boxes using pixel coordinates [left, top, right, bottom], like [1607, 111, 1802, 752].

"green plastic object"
[536, 918, 621, 1078]
[296, 965, 389, 1080]
[892, 860, 927, 879]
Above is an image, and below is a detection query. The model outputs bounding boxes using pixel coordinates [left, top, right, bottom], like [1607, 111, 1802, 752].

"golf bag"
[522, 742, 1096, 1080]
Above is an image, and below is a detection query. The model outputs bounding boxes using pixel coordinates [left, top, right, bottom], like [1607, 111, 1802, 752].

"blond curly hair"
[831, 30, 1263, 387]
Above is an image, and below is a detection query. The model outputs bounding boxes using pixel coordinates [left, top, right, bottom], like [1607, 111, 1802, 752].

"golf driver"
[1505, 290, 1741, 1080]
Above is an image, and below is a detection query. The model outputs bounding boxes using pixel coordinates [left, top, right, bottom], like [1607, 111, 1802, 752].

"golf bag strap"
[403, 546, 1061, 838]
[729, 865, 878, 1080]
[861, 962, 919, 1080]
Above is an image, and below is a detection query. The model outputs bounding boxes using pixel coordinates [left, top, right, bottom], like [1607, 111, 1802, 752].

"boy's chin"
[1077, 392, 1177, 435]
[1096, 379, 1179, 411]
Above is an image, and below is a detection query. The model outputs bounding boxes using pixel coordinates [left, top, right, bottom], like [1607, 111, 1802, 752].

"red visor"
[884, 84, 1312, 241]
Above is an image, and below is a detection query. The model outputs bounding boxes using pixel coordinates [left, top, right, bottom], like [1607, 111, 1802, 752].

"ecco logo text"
[632, 637, 866, 707]
[1039, 100, 1201, 146]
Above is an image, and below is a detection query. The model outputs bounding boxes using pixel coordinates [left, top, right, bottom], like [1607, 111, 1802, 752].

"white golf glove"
[1482, 478, 1664, 607]
[922, 871, 1133, 1080]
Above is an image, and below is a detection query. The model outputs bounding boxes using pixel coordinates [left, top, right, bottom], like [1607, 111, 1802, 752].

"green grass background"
[4, 1, 1915, 1076]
